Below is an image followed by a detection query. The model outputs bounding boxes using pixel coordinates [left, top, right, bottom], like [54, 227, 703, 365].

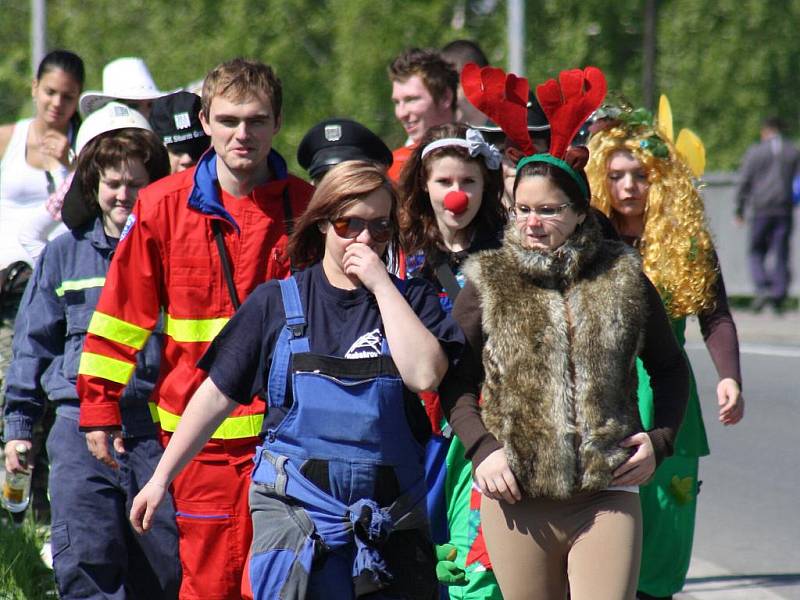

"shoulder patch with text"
[120, 214, 136, 242]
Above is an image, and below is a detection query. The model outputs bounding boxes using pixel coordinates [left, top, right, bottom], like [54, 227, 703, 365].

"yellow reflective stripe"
[55, 277, 106, 297]
[154, 405, 262, 439]
[78, 352, 135, 385]
[148, 402, 159, 423]
[88, 312, 151, 350]
[163, 315, 229, 343]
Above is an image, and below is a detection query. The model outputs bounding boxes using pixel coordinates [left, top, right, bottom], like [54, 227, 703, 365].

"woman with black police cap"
[439, 67, 690, 600]
[131, 160, 464, 599]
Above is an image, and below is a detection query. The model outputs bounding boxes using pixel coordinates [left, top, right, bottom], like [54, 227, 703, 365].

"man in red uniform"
[77, 58, 313, 600]
[387, 48, 457, 181]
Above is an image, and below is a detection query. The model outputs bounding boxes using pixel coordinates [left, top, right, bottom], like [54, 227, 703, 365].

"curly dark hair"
[398, 123, 505, 261]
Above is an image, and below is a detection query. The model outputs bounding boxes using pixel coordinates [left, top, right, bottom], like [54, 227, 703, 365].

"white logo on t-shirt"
[344, 328, 383, 359]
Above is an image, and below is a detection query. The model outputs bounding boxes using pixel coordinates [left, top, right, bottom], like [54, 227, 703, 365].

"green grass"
[0, 512, 56, 599]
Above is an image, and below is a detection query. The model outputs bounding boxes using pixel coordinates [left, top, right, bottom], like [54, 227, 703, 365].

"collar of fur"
[503, 211, 603, 288]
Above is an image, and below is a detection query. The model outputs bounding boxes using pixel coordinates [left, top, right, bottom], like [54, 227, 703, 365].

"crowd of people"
[0, 41, 748, 600]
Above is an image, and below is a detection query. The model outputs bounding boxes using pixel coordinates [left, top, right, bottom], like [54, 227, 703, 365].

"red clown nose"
[443, 191, 469, 215]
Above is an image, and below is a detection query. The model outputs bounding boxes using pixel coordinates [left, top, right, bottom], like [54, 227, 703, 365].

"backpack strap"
[434, 261, 461, 303]
[211, 219, 241, 310]
[266, 277, 309, 407]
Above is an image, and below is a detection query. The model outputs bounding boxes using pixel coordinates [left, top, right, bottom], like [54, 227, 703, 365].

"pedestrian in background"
[734, 116, 799, 312]
[148, 91, 210, 173]
[387, 48, 458, 181]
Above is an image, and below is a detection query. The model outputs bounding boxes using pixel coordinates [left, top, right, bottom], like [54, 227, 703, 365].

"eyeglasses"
[329, 217, 393, 243]
[512, 203, 571, 221]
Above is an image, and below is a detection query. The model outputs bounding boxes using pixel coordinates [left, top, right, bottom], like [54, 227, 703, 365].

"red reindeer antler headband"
[461, 63, 536, 156]
[462, 64, 607, 198]
[535, 66, 607, 159]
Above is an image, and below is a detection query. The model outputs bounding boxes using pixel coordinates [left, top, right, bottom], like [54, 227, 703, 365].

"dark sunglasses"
[329, 217, 393, 243]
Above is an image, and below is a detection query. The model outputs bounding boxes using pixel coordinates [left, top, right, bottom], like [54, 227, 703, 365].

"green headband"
[516, 154, 589, 199]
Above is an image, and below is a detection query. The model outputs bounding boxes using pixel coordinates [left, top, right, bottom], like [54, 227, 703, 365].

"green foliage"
[0, 514, 55, 599]
[1, 1, 799, 171]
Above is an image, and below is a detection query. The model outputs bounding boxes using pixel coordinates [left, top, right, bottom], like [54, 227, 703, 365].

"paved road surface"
[675, 310, 800, 599]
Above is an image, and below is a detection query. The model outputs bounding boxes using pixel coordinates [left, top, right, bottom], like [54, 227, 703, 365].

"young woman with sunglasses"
[130, 160, 464, 599]
[397, 123, 506, 599]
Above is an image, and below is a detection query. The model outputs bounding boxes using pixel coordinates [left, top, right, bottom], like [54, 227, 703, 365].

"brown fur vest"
[463, 217, 649, 499]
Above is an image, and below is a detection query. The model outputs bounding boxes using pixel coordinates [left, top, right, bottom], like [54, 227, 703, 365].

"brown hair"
[513, 161, 591, 214]
[388, 48, 458, 112]
[398, 123, 505, 259]
[201, 58, 282, 119]
[288, 161, 400, 270]
[76, 128, 169, 217]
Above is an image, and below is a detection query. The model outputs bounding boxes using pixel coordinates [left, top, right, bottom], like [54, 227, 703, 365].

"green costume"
[444, 436, 503, 599]
[637, 318, 709, 597]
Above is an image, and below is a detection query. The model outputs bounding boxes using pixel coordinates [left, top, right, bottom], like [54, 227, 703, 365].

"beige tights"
[480, 490, 642, 600]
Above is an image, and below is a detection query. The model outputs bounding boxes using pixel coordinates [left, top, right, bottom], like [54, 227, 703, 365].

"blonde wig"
[586, 125, 718, 318]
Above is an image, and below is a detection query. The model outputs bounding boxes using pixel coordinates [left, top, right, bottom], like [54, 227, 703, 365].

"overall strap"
[278, 277, 309, 354]
[266, 277, 309, 407]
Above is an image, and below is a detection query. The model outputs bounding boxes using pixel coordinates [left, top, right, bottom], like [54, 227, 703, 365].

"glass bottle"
[1, 443, 31, 513]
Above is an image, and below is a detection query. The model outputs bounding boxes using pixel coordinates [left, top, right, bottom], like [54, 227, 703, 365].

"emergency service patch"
[120, 214, 136, 241]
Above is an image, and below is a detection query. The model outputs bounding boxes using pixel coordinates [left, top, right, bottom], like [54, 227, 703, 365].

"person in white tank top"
[0, 50, 84, 269]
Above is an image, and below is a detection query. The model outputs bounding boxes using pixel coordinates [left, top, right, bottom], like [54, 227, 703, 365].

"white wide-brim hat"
[75, 101, 152, 155]
[79, 57, 173, 116]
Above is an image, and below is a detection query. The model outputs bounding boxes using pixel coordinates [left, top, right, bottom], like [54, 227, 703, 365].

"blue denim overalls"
[248, 277, 433, 599]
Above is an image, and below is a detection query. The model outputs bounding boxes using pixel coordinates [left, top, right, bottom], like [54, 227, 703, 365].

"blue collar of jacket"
[187, 148, 289, 233]
[81, 216, 116, 252]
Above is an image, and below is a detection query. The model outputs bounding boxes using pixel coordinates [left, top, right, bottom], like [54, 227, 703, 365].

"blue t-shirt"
[198, 262, 464, 439]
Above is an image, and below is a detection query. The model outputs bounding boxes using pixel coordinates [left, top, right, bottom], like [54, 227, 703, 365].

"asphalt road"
[676, 315, 800, 600]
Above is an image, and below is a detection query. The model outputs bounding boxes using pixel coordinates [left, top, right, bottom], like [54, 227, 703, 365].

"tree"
[2, 0, 799, 171]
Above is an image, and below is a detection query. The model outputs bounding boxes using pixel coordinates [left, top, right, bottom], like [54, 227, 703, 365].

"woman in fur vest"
[438, 152, 691, 599]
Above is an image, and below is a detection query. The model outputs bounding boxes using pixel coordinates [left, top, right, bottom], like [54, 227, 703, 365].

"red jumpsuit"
[78, 150, 313, 599]
[387, 144, 415, 183]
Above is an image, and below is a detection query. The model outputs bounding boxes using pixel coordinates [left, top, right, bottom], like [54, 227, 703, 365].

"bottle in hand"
[2, 444, 31, 513]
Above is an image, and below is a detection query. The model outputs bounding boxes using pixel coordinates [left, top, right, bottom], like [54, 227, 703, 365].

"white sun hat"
[79, 57, 172, 116]
[75, 101, 152, 155]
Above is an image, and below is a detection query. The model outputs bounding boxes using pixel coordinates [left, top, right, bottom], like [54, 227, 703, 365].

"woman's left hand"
[611, 432, 656, 486]
[39, 130, 72, 167]
[342, 243, 391, 293]
[717, 377, 744, 425]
